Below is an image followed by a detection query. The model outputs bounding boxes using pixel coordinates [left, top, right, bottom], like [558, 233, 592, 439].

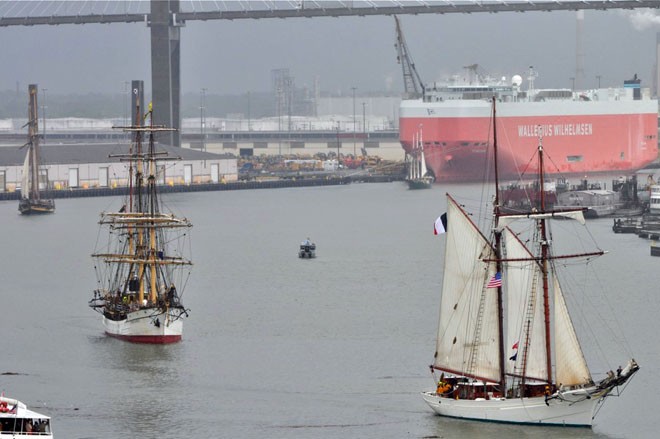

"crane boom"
[394, 15, 424, 99]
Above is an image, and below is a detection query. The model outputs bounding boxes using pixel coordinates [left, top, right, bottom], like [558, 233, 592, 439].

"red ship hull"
[400, 100, 659, 182]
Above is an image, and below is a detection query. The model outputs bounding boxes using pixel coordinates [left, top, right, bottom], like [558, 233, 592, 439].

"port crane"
[394, 16, 425, 99]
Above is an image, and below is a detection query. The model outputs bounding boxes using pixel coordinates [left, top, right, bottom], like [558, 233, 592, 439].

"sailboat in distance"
[19, 84, 55, 214]
[89, 103, 192, 343]
[405, 125, 434, 189]
[423, 97, 639, 426]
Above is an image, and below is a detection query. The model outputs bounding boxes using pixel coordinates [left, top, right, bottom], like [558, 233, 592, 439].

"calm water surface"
[0, 182, 657, 438]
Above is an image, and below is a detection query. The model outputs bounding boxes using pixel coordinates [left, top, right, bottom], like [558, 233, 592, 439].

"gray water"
[0, 182, 657, 438]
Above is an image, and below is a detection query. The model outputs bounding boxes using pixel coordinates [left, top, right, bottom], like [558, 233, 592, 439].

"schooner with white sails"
[422, 98, 638, 426]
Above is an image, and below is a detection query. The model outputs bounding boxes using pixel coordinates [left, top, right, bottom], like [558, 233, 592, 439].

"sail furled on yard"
[553, 274, 592, 386]
[503, 228, 548, 381]
[434, 196, 500, 382]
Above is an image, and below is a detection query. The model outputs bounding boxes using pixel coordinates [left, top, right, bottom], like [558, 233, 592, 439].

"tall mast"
[147, 108, 159, 304]
[538, 137, 553, 384]
[491, 97, 506, 394]
[28, 84, 41, 201]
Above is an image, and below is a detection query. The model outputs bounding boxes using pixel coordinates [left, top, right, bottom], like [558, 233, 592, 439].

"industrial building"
[0, 142, 236, 194]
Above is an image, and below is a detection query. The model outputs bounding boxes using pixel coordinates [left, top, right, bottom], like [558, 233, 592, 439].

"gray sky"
[2, 6, 660, 96]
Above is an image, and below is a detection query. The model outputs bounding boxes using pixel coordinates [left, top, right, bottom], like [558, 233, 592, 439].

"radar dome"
[512, 75, 523, 86]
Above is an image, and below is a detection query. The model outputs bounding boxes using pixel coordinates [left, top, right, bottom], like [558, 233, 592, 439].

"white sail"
[503, 228, 548, 381]
[420, 147, 428, 178]
[21, 148, 30, 199]
[553, 274, 592, 386]
[434, 196, 500, 382]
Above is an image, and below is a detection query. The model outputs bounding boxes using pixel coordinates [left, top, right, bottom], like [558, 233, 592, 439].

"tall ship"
[423, 98, 639, 426]
[19, 84, 55, 214]
[394, 18, 659, 182]
[89, 104, 192, 343]
[404, 124, 434, 189]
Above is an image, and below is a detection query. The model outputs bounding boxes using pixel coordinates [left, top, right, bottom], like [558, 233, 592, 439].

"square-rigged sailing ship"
[89, 105, 192, 343]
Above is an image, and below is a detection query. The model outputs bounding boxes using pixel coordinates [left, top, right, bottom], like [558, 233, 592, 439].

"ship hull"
[102, 307, 183, 344]
[400, 99, 659, 182]
[18, 198, 55, 214]
[406, 178, 433, 189]
[421, 389, 602, 427]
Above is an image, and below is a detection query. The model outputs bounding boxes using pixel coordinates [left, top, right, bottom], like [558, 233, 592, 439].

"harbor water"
[0, 182, 657, 438]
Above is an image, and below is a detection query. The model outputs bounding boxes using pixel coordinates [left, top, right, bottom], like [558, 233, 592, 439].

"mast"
[147, 107, 159, 304]
[491, 97, 506, 394]
[27, 84, 41, 201]
[538, 137, 553, 385]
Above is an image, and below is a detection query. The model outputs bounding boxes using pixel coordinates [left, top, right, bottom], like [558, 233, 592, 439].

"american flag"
[487, 272, 502, 288]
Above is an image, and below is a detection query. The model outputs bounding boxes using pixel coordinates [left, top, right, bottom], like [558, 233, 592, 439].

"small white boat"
[0, 395, 53, 437]
[298, 239, 316, 259]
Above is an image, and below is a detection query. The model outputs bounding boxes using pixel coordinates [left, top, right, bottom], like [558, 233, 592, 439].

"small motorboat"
[0, 395, 53, 437]
[299, 238, 316, 259]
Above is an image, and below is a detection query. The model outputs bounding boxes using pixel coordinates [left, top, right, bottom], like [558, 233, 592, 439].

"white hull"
[0, 396, 52, 437]
[0, 433, 53, 438]
[422, 389, 603, 427]
[102, 307, 183, 343]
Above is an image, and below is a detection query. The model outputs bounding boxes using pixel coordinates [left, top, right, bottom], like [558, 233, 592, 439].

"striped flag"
[487, 272, 502, 288]
[509, 340, 519, 361]
[434, 213, 447, 235]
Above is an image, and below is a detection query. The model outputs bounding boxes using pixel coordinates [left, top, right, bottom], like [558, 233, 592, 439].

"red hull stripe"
[400, 113, 658, 181]
[105, 332, 182, 344]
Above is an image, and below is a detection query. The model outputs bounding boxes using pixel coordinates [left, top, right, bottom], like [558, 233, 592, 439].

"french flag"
[434, 213, 447, 235]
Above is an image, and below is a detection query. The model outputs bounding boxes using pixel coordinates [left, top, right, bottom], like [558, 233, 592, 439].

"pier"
[0, 173, 403, 202]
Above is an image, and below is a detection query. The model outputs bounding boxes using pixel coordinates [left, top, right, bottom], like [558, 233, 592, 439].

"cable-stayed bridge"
[1, 0, 658, 146]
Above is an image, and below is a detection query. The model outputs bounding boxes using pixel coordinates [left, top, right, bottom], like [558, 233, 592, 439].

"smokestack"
[575, 10, 585, 91]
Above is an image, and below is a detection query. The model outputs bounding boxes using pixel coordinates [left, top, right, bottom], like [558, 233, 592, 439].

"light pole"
[596, 75, 602, 88]
[42, 88, 47, 145]
[362, 102, 367, 147]
[200, 88, 207, 152]
[351, 86, 356, 157]
[247, 91, 251, 131]
[336, 122, 341, 168]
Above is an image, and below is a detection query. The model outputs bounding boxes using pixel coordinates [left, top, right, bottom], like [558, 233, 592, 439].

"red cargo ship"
[399, 71, 658, 182]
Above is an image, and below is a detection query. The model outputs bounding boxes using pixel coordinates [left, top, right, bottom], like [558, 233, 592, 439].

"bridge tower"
[150, 0, 183, 147]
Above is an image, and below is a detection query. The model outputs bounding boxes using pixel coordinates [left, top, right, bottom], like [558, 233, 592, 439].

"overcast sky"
[2, 6, 660, 96]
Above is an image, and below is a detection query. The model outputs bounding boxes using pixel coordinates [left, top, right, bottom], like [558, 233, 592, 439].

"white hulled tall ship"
[89, 104, 192, 343]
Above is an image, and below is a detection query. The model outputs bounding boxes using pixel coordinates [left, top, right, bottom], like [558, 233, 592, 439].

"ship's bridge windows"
[461, 142, 469, 146]
[567, 155, 583, 163]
